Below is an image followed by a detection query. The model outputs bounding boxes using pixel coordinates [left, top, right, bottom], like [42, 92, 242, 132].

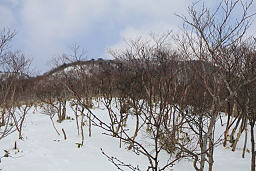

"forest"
[0, 0, 256, 170]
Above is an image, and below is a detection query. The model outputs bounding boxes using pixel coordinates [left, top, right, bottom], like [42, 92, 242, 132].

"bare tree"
[60, 36, 193, 170]
[176, 0, 255, 170]
[0, 33, 31, 140]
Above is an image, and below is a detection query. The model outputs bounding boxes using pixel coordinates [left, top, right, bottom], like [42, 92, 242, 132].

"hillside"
[0, 101, 251, 171]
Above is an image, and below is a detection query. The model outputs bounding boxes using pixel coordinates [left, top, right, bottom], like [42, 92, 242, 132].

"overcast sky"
[0, 0, 255, 73]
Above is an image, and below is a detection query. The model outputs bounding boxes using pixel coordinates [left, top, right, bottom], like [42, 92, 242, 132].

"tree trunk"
[208, 140, 214, 171]
[88, 111, 92, 137]
[128, 113, 139, 150]
[50, 116, 60, 135]
[1, 108, 5, 126]
[75, 104, 79, 135]
[200, 137, 207, 171]
[61, 100, 66, 121]
[57, 101, 62, 122]
[250, 121, 255, 171]
[242, 123, 248, 158]
[223, 114, 231, 147]
[80, 107, 85, 146]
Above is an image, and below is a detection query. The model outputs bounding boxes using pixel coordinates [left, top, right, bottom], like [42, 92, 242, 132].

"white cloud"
[1, 0, 19, 7]
[9, 0, 19, 6]
[20, 0, 109, 47]
[18, 0, 111, 69]
[19, 0, 189, 51]
[2, 0, 254, 72]
[5, 0, 192, 71]
[117, 0, 188, 18]
[107, 25, 169, 53]
[102, 0, 190, 56]
[105, 21, 184, 59]
[0, 5, 14, 28]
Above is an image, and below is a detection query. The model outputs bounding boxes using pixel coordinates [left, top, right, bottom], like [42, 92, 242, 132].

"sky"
[0, 0, 255, 73]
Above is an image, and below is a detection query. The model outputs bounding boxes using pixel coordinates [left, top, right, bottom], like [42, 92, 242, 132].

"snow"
[0, 103, 252, 171]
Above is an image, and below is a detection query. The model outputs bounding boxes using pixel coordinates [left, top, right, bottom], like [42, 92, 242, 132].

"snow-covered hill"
[0, 101, 251, 171]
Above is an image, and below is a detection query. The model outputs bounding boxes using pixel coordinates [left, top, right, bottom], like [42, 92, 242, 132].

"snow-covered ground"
[0, 103, 251, 171]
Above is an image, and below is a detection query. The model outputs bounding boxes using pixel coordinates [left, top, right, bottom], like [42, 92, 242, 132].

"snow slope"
[0, 103, 251, 171]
